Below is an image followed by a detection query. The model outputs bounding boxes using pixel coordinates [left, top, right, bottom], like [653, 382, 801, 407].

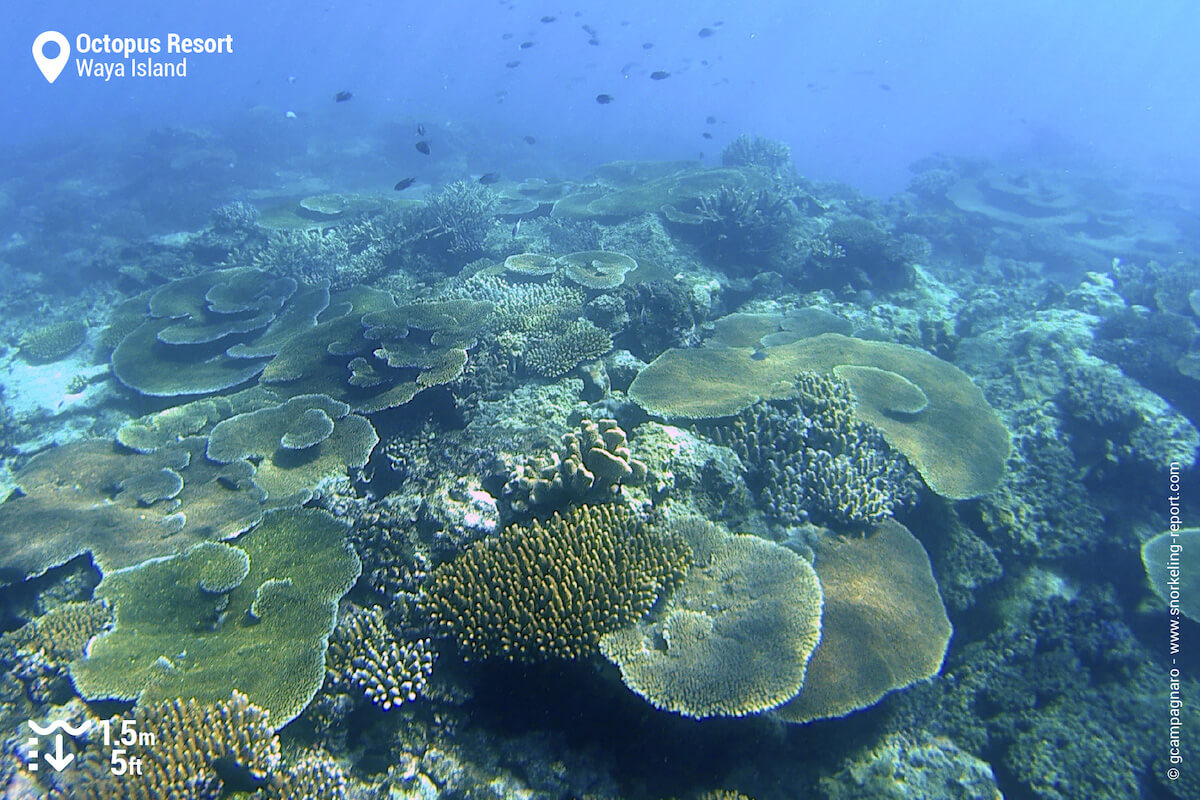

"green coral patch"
[70, 507, 360, 728]
[0, 438, 264, 585]
[207, 394, 378, 507]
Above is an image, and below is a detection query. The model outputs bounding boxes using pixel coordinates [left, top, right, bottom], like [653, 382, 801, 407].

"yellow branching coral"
[64, 692, 348, 799]
[422, 505, 691, 661]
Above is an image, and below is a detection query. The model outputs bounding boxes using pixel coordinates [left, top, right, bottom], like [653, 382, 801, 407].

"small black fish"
[698, 27, 715, 38]
[879, 83, 891, 91]
[520, 41, 535, 49]
[595, 93, 613, 104]
[582, 24, 596, 35]
[417, 123, 426, 136]
[541, 15, 556, 23]
[523, 135, 536, 144]
[702, 132, 713, 139]
[650, 71, 670, 80]
[478, 172, 501, 184]
[211, 757, 269, 793]
[334, 90, 352, 102]
[705, 115, 716, 124]
[415, 141, 431, 155]
[588, 38, 600, 46]
[394, 178, 415, 191]
[507, 60, 521, 68]
[643, 42, 654, 49]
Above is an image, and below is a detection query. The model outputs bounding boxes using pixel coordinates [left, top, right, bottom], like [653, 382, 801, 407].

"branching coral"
[709, 371, 918, 530]
[421, 505, 690, 661]
[720, 135, 794, 176]
[407, 180, 499, 262]
[665, 185, 796, 271]
[326, 604, 435, 710]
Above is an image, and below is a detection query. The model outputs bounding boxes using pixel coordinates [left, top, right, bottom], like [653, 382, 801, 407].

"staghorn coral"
[600, 520, 822, 719]
[422, 505, 690, 661]
[70, 508, 361, 728]
[710, 371, 918, 530]
[408, 180, 499, 262]
[326, 604, 435, 710]
[209, 198, 260, 234]
[19, 320, 87, 364]
[253, 226, 383, 289]
[664, 185, 796, 271]
[504, 418, 648, 513]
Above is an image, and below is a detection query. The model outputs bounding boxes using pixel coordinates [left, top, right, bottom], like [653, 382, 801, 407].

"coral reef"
[820, 732, 1002, 800]
[422, 505, 690, 661]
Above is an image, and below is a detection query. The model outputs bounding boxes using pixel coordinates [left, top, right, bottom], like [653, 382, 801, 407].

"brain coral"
[630, 333, 1010, 499]
[600, 520, 822, 718]
[70, 508, 361, 728]
[774, 519, 952, 724]
[422, 505, 691, 661]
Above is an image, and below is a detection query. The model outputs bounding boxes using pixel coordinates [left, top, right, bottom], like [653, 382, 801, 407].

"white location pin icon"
[32, 31, 70, 84]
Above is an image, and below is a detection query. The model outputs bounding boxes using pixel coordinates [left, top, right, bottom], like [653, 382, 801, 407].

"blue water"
[5, 0, 1199, 195]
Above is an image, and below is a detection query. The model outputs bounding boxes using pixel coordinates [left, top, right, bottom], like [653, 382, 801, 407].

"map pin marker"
[32, 31, 70, 84]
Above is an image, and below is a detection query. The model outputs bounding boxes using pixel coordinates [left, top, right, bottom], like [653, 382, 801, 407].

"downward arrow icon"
[43, 734, 74, 772]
